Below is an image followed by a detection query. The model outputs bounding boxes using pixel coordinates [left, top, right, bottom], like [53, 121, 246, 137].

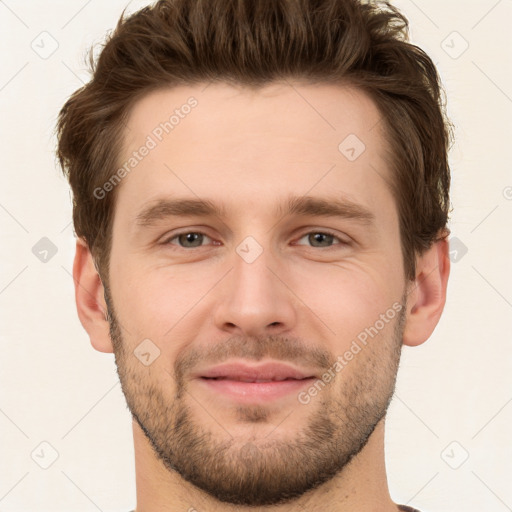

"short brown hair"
[56, 0, 453, 285]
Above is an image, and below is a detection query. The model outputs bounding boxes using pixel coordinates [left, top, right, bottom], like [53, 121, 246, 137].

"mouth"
[194, 361, 317, 402]
[202, 376, 310, 382]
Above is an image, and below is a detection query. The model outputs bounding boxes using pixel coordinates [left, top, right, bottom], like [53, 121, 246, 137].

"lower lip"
[197, 377, 315, 402]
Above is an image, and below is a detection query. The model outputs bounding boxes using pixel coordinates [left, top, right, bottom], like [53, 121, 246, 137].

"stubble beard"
[105, 286, 405, 507]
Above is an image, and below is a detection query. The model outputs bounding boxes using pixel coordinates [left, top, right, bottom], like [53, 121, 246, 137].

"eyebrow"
[134, 195, 375, 228]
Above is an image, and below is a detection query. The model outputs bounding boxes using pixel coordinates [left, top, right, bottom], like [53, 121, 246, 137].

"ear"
[72, 238, 113, 353]
[402, 233, 450, 347]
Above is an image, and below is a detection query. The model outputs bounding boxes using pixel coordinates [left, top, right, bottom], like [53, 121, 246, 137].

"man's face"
[106, 82, 408, 506]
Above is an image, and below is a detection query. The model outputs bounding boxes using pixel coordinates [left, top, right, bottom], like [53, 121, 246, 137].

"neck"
[132, 417, 400, 512]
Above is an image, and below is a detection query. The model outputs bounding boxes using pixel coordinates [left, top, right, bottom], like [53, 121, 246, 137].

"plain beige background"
[1, 0, 511, 510]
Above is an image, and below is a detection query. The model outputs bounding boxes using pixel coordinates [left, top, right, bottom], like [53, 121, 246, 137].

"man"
[56, 0, 452, 510]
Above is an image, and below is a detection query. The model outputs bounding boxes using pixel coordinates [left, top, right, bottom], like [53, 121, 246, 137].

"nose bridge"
[213, 236, 297, 335]
[233, 243, 274, 297]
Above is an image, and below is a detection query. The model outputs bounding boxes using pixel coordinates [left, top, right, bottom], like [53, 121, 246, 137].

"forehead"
[122, 81, 384, 158]
[115, 81, 393, 225]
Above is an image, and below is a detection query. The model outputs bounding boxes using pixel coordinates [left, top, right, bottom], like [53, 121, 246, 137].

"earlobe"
[72, 238, 114, 353]
[402, 235, 450, 347]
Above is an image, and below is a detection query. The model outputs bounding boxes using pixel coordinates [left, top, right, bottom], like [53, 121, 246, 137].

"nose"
[213, 244, 297, 338]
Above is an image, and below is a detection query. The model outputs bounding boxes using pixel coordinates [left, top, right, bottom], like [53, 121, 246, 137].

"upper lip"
[195, 361, 317, 382]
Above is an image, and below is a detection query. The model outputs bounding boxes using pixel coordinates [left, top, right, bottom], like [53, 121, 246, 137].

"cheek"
[110, 262, 216, 342]
[287, 257, 403, 342]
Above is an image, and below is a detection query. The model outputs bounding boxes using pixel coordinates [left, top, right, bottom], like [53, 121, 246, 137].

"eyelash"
[161, 229, 350, 249]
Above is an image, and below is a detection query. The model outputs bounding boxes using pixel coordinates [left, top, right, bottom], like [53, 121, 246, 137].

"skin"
[73, 82, 450, 512]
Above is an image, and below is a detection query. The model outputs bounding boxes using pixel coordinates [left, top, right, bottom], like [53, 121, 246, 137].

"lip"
[192, 361, 317, 402]
[195, 361, 316, 381]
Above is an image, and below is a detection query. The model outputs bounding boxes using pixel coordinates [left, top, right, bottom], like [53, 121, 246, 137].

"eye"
[294, 230, 349, 248]
[163, 231, 214, 248]
[161, 229, 349, 250]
